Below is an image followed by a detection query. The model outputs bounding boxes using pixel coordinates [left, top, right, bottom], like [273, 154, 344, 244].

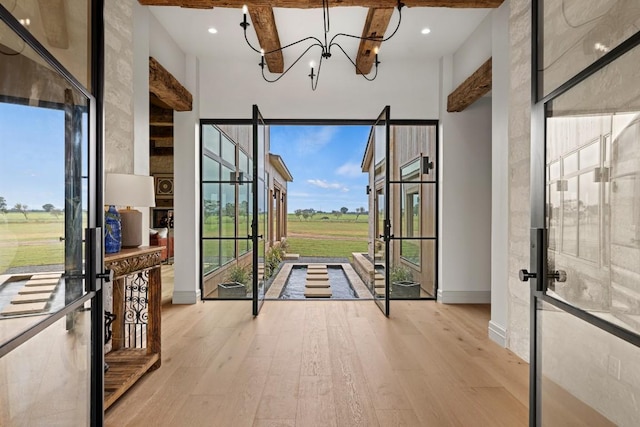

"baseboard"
[172, 289, 201, 304]
[488, 320, 507, 347]
[437, 290, 491, 304]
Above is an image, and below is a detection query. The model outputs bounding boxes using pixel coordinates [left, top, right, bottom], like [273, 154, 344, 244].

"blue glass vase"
[105, 205, 121, 254]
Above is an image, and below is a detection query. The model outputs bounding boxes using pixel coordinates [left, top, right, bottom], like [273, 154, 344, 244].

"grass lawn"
[286, 213, 369, 258]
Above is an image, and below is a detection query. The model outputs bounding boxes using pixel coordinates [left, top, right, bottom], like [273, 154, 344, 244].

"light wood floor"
[105, 301, 529, 426]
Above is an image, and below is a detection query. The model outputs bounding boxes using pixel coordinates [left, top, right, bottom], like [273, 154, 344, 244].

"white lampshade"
[105, 173, 156, 248]
[105, 173, 156, 208]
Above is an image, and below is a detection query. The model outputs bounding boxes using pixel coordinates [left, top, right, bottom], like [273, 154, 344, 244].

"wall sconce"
[366, 185, 371, 195]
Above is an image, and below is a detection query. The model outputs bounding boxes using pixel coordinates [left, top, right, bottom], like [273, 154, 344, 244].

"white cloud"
[335, 162, 363, 178]
[306, 179, 352, 193]
[294, 127, 337, 155]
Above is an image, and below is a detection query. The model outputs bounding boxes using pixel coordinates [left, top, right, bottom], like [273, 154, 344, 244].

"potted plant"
[389, 265, 420, 298]
[218, 264, 251, 298]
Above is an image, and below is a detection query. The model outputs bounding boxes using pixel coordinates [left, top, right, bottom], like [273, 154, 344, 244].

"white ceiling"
[149, 5, 491, 67]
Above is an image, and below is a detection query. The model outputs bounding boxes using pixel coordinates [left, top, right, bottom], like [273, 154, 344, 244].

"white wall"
[490, 1, 510, 346]
[198, 57, 440, 120]
[149, 12, 186, 84]
[452, 12, 493, 88]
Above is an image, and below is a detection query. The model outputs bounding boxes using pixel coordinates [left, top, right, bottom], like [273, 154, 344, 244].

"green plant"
[226, 264, 252, 290]
[389, 265, 414, 283]
[264, 245, 285, 279]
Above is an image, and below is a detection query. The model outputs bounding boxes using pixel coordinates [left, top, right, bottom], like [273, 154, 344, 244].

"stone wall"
[104, 0, 134, 174]
[507, 0, 532, 360]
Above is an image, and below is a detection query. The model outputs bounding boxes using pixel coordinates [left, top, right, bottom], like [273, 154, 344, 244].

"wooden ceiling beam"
[138, 0, 504, 9]
[150, 104, 174, 126]
[447, 57, 491, 112]
[149, 57, 193, 111]
[356, 8, 393, 75]
[37, 0, 69, 49]
[248, 7, 284, 73]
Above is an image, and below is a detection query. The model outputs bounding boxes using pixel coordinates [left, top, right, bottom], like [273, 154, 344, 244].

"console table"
[104, 246, 163, 409]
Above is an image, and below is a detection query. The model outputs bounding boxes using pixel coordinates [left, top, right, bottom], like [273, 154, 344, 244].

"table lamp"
[105, 173, 156, 252]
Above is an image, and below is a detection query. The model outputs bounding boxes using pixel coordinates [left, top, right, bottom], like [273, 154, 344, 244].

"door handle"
[549, 270, 567, 283]
[519, 269, 536, 282]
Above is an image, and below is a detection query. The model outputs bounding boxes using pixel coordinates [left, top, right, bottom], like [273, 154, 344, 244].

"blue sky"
[270, 125, 370, 213]
[0, 103, 67, 210]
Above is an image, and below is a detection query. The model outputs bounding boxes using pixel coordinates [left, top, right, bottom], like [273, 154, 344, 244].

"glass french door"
[527, 1, 640, 425]
[252, 105, 268, 315]
[0, 2, 103, 425]
[373, 106, 391, 316]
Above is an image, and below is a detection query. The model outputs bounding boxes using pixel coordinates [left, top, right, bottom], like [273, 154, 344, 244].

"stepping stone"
[307, 265, 326, 270]
[11, 293, 53, 304]
[374, 287, 386, 297]
[374, 280, 385, 288]
[31, 273, 62, 280]
[374, 273, 384, 280]
[307, 269, 327, 275]
[25, 278, 59, 287]
[283, 253, 299, 260]
[305, 281, 330, 288]
[304, 287, 332, 298]
[1, 302, 48, 315]
[19, 285, 57, 294]
[307, 274, 329, 281]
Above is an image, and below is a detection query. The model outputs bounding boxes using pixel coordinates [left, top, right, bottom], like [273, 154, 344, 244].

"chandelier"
[240, 0, 405, 91]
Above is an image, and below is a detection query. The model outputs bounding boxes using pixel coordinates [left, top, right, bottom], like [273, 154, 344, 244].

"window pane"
[221, 239, 235, 267]
[563, 152, 578, 175]
[221, 164, 235, 182]
[580, 141, 600, 169]
[549, 161, 560, 180]
[578, 173, 599, 262]
[0, 0, 92, 89]
[203, 125, 220, 156]
[539, 0, 640, 99]
[220, 183, 236, 238]
[202, 156, 220, 182]
[222, 134, 235, 165]
[203, 239, 220, 274]
[562, 177, 578, 255]
[202, 183, 220, 238]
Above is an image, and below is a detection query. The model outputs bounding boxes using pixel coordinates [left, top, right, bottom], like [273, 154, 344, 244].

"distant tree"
[355, 206, 365, 221]
[0, 196, 6, 214]
[332, 210, 342, 220]
[294, 209, 302, 221]
[223, 202, 235, 219]
[204, 200, 219, 222]
[308, 208, 316, 219]
[340, 206, 348, 215]
[302, 209, 310, 221]
[14, 203, 28, 219]
[43, 204, 62, 218]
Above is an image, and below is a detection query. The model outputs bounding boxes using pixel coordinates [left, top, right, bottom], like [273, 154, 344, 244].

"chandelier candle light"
[241, 0, 404, 91]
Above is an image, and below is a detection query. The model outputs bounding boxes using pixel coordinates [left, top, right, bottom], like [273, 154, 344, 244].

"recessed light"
[208, 27, 218, 34]
[421, 28, 431, 35]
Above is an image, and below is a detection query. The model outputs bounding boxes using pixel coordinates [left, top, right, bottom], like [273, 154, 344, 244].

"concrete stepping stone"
[31, 273, 62, 280]
[307, 274, 329, 281]
[19, 285, 57, 294]
[374, 287, 386, 297]
[305, 281, 330, 288]
[11, 293, 53, 304]
[25, 278, 59, 287]
[374, 280, 385, 288]
[304, 287, 332, 298]
[307, 269, 328, 275]
[307, 265, 326, 270]
[1, 302, 47, 315]
[283, 253, 299, 260]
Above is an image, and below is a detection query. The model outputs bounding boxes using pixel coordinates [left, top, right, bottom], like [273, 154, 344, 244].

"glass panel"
[203, 125, 220, 156]
[561, 176, 578, 256]
[239, 150, 249, 177]
[202, 155, 220, 182]
[220, 183, 235, 238]
[221, 134, 235, 165]
[578, 172, 599, 262]
[0, 17, 90, 344]
[563, 152, 578, 175]
[0, 301, 92, 426]
[550, 161, 560, 180]
[0, 0, 92, 89]
[538, 299, 639, 426]
[221, 239, 235, 267]
[580, 141, 600, 169]
[400, 158, 420, 181]
[546, 42, 640, 336]
[221, 164, 234, 183]
[202, 183, 220, 238]
[203, 239, 221, 274]
[539, 0, 640, 98]
[389, 241, 436, 299]
[390, 125, 437, 179]
[548, 183, 560, 251]
[238, 184, 250, 256]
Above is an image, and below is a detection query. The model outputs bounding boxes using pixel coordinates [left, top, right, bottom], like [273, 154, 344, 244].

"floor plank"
[105, 301, 529, 426]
